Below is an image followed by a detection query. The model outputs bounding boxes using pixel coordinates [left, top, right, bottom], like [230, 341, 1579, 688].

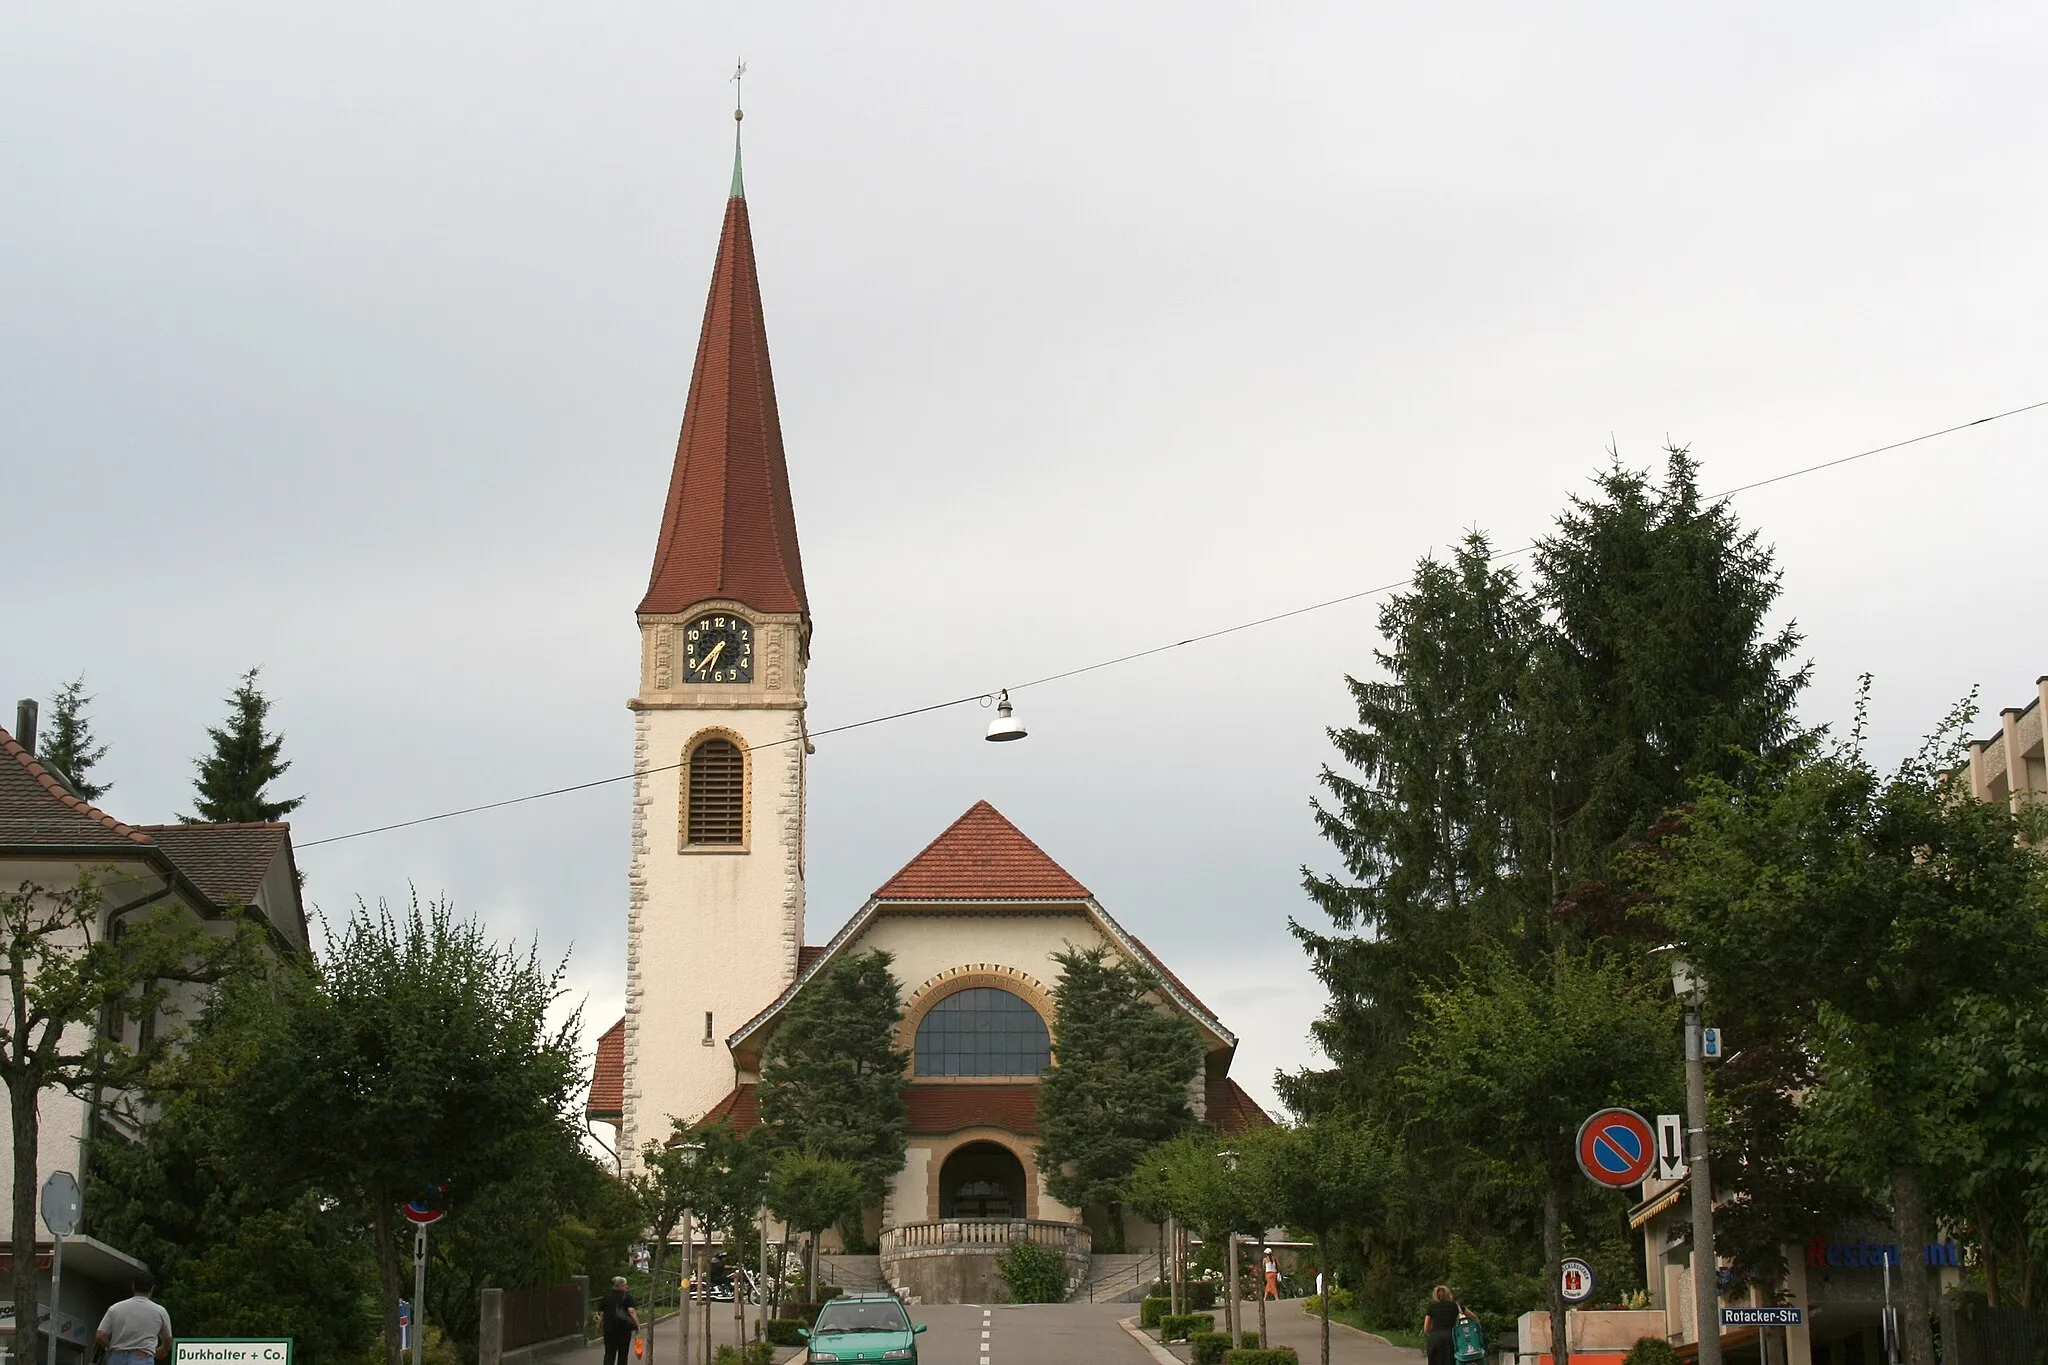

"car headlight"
[807, 1355, 838, 1362]
[882, 1350, 914, 1360]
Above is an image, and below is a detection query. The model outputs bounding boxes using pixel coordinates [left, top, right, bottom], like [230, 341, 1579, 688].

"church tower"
[621, 132, 809, 1166]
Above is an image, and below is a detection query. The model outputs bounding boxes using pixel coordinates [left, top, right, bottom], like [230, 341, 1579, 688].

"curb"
[1117, 1316, 1184, 1365]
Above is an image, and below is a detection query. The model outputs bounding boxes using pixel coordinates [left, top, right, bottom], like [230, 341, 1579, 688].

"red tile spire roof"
[873, 800, 1092, 901]
[638, 171, 808, 622]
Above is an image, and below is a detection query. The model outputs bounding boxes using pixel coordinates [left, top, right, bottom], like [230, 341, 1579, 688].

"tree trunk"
[1157, 1223, 1167, 1305]
[1544, 1175, 1569, 1365]
[1108, 1202, 1125, 1255]
[10, 1076, 42, 1365]
[1891, 1165, 1936, 1365]
[1978, 1204, 2000, 1308]
[373, 1201, 405, 1365]
[1257, 1246, 1268, 1345]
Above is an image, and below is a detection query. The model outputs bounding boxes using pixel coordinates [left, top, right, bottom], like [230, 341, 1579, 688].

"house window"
[915, 988, 1051, 1077]
[685, 737, 745, 846]
[703, 1011, 715, 1046]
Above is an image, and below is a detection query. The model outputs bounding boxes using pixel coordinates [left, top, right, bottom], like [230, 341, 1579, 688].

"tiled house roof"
[1206, 1076, 1277, 1135]
[690, 1083, 1042, 1138]
[874, 801, 1091, 901]
[637, 186, 808, 621]
[587, 1018, 625, 1120]
[0, 726, 151, 849]
[134, 823, 291, 905]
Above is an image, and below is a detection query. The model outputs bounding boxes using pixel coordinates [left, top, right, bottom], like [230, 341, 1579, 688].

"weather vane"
[731, 59, 746, 122]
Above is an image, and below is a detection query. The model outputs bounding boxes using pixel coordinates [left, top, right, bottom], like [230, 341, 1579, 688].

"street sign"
[173, 1341, 294, 1365]
[402, 1184, 445, 1226]
[1702, 1028, 1723, 1059]
[1722, 1307, 1802, 1327]
[1575, 1108, 1657, 1189]
[1560, 1258, 1596, 1304]
[1655, 1114, 1688, 1182]
[39, 1172, 81, 1238]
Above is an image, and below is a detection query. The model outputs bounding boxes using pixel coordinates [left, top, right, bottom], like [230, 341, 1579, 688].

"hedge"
[764, 1320, 806, 1347]
[1224, 1351, 1300, 1365]
[1187, 1282, 1219, 1311]
[1238, 1331, 1261, 1349]
[1140, 1297, 1170, 1329]
[779, 1302, 826, 1326]
[1192, 1330, 1233, 1365]
[1301, 1289, 1352, 1315]
[1160, 1313, 1216, 1342]
[1624, 1340, 1682, 1365]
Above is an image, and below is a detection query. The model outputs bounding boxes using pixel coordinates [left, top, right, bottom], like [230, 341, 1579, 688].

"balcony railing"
[881, 1218, 1090, 1257]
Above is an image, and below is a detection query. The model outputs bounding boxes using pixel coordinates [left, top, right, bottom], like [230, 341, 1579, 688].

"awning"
[1628, 1185, 1684, 1230]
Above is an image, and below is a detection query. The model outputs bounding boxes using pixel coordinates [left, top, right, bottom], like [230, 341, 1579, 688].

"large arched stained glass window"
[914, 987, 1051, 1077]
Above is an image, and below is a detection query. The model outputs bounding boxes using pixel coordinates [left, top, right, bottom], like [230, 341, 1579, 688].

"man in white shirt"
[95, 1273, 173, 1365]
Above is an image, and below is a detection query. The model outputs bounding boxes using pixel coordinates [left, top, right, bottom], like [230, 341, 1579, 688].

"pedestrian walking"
[1421, 1285, 1466, 1365]
[600, 1275, 641, 1365]
[1264, 1251, 1280, 1301]
[95, 1272, 173, 1365]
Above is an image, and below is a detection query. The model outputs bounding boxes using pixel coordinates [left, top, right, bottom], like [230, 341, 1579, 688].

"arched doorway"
[938, 1142, 1027, 1219]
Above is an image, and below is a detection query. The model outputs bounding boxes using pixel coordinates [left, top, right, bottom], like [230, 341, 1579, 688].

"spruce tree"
[1034, 946, 1204, 1251]
[185, 667, 303, 823]
[42, 675, 111, 801]
[754, 951, 908, 1204]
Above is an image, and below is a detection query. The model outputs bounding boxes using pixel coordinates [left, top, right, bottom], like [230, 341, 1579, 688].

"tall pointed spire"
[638, 89, 808, 625]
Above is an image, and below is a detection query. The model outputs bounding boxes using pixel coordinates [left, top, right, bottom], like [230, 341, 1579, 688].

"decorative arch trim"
[897, 964, 1056, 1068]
[921, 1129, 1040, 1222]
[679, 727, 751, 852]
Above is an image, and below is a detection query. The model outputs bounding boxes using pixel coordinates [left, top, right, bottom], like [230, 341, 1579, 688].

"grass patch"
[1323, 1305, 1424, 1350]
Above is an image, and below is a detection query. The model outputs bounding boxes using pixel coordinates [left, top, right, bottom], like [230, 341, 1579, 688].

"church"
[585, 132, 1269, 1298]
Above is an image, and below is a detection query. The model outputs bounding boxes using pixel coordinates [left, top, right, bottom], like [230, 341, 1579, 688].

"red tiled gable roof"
[797, 945, 827, 974]
[134, 823, 290, 906]
[697, 1084, 761, 1134]
[587, 1017, 625, 1120]
[1206, 1076, 1276, 1136]
[874, 801, 1091, 901]
[905, 1085, 1040, 1136]
[1, 726, 151, 849]
[638, 187, 808, 621]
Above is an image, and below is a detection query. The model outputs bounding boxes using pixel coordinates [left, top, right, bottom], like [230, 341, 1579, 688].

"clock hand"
[700, 641, 727, 672]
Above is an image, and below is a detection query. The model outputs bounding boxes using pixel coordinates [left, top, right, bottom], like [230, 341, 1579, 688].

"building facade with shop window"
[583, 141, 1269, 1292]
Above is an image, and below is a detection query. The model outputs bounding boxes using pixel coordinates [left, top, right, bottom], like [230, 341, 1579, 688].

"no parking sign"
[1575, 1108, 1656, 1189]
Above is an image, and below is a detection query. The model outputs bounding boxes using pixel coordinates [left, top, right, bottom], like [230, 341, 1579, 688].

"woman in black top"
[1420, 1285, 1463, 1365]
[599, 1276, 640, 1365]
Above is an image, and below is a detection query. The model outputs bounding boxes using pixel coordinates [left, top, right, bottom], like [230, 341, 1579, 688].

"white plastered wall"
[622, 611, 807, 1172]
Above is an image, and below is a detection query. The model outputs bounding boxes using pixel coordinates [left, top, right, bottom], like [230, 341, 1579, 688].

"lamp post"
[1670, 957, 1722, 1365]
[1219, 1149, 1241, 1345]
[676, 1142, 705, 1365]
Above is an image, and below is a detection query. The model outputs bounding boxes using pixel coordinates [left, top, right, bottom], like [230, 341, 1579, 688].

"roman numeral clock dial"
[683, 615, 754, 683]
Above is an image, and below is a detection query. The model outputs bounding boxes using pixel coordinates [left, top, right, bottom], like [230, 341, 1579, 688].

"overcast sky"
[8, 3, 2045, 1118]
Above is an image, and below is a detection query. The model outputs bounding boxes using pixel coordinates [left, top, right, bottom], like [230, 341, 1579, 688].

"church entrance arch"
[938, 1142, 1027, 1219]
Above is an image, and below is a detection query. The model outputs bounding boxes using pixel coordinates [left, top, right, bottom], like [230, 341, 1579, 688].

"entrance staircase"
[815, 1254, 889, 1294]
[1081, 1253, 1158, 1303]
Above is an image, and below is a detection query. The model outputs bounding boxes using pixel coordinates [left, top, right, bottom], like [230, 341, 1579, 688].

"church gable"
[873, 800, 1090, 901]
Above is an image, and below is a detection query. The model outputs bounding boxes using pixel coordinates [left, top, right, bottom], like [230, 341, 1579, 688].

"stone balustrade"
[879, 1218, 1091, 1302]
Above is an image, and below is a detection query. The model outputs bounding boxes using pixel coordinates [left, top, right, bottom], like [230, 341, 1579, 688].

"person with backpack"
[1421, 1286, 1467, 1365]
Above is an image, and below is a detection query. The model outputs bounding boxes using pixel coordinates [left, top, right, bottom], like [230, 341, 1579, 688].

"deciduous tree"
[1247, 1117, 1402, 1365]
[1645, 697, 2048, 1365]
[765, 1150, 864, 1294]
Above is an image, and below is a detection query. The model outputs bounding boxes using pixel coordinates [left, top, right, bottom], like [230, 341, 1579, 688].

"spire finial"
[729, 60, 746, 199]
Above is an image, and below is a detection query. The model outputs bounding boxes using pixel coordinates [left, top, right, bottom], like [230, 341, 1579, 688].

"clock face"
[684, 614, 755, 683]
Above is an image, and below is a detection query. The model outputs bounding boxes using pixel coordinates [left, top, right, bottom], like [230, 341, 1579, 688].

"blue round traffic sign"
[1576, 1108, 1656, 1189]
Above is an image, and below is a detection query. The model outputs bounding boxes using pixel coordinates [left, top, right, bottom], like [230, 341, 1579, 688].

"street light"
[984, 690, 1028, 742]
[1652, 947, 1720, 1365]
[676, 1141, 707, 1365]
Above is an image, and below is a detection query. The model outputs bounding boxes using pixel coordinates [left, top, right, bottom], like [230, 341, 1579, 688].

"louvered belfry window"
[686, 738, 745, 845]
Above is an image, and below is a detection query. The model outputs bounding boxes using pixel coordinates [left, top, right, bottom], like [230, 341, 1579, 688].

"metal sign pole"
[413, 1224, 428, 1365]
[45, 1235, 62, 1365]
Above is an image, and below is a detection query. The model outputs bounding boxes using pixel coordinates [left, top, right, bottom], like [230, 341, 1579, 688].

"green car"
[799, 1292, 927, 1363]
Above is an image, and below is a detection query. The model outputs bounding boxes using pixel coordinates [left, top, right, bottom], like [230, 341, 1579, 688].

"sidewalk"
[549, 1306, 804, 1365]
[1147, 1298, 1422, 1364]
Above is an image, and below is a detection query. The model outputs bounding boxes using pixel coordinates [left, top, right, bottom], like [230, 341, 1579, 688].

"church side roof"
[873, 800, 1090, 900]
[1206, 1076, 1277, 1135]
[587, 1017, 625, 1121]
[637, 179, 808, 622]
[689, 1083, 1042, 1138]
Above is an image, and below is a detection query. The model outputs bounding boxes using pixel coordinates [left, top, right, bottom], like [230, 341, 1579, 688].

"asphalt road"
[897, 1300, 1158, 1365]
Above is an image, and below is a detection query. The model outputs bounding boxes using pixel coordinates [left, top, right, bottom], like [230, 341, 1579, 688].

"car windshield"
[812, 1300, 910, 1334]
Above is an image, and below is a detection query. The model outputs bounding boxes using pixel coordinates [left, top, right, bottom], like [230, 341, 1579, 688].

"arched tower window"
[684, 736, 746, 846]
[914, 987, 1051, 1077]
